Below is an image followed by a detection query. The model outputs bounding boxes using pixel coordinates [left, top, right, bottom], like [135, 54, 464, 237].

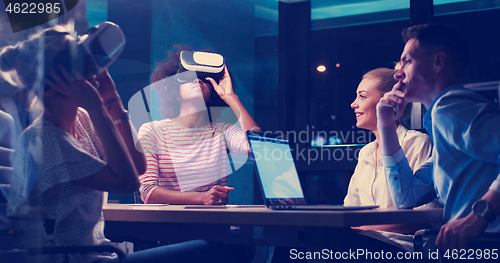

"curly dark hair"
[151, 45, 226, 119]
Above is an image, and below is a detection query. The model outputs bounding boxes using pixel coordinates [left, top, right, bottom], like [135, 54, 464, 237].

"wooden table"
[103, 204, 443, 247]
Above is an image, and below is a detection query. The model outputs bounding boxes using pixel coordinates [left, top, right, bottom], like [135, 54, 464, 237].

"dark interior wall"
[105, 0, 152, 204]
[434, 8, 500, 84]
[107, 0, 152, 109]
[254, 35, 279, 133]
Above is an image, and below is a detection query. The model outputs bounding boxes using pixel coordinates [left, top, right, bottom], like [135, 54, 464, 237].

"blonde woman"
[345, 67, 436, 251]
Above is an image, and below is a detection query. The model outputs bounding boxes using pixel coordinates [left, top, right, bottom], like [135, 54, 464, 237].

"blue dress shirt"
[382, 84, 500, 231]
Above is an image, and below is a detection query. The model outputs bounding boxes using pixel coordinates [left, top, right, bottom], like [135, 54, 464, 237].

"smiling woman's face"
[350, 77, 383, 132]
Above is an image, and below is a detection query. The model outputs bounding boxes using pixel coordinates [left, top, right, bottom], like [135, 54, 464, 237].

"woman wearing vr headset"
[1, 26, 237, 263]
[138, 45, 260, 205]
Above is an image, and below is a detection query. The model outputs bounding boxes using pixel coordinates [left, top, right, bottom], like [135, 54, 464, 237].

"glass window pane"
[435, 0, 500, 16]
[311, 0, 410, 29]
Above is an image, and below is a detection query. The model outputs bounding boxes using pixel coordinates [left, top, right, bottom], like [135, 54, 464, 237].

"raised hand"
[376, 83, 407, 128]
[206, 65, 235, 102]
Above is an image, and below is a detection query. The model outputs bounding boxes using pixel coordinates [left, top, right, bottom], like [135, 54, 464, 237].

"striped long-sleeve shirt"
[138, 119, 249, 203]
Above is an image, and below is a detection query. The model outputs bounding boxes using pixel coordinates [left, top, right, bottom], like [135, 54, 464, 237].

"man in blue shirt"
[376, 24, 500, 251]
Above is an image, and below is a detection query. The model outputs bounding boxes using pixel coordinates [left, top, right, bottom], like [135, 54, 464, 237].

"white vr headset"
[52, 21, 125, 77]
[176, 51, 225, 83]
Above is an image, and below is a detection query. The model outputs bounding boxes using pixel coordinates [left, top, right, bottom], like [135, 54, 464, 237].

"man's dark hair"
[402, 24, 469, 79]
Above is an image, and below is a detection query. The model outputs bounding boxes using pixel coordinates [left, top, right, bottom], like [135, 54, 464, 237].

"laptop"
[247, 131, 379, 211]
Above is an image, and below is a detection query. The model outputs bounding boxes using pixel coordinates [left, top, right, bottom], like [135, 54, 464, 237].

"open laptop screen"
[247, 132, 307, 205]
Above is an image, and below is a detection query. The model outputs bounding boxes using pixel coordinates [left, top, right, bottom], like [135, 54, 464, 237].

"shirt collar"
[395, 124, 407, 143]
[423, 84, 464, 140]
